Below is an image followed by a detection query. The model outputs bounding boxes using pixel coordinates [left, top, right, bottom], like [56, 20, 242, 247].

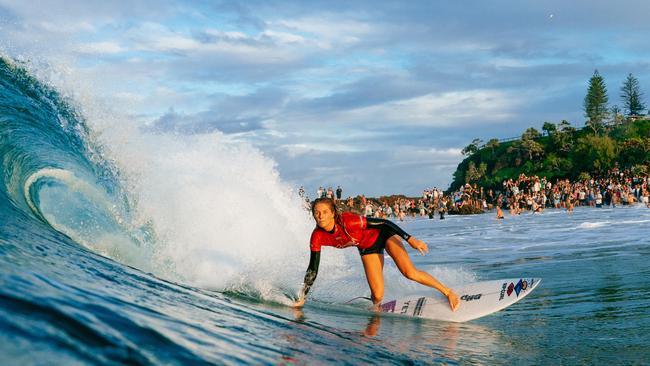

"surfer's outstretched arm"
[365, 217, 411, 241]
[294, 251, 320, 308]
[365, 217, 429, 255]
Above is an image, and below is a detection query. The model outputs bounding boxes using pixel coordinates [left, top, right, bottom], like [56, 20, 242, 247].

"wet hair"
[310, 197, 343, 228]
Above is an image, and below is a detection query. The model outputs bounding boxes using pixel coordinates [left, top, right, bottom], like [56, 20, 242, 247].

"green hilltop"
[449, 117, 650, 192]
[449, 70, 650, 192]
[449, 118, 650, 191]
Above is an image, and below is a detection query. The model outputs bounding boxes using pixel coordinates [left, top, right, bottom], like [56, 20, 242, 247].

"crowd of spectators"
[300, 168, 650, 221]
[350, 194, 445, 221]
[447, 168, 650, 217]
[493, 169, 650, 215]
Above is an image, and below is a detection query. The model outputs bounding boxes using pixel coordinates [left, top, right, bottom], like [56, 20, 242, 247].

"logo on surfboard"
[460, 293, 482, 301]
[499, 279, 531, 300]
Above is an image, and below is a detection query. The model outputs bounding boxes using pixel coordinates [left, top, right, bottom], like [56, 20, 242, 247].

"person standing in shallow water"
[496, 205, 504, 219]
[293, 198, 460, 311]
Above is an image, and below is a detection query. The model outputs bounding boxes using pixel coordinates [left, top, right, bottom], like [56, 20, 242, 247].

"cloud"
[0, 0, 180, 22]
[293, 73, 429, 112]
[206, 1, 266, 30]
[274, 15, 376, 49]
[144, 86, 288, 134]
[0, 4, 18, 21]
[279, 143, 315, 158]
[105, 22, 315, 83]
[279, 142, 363, 158]
[127, 21, 311, 61]
[145, 108, 265, 135]
[75, 41, 125, 55]
[291, 89, 521, 129]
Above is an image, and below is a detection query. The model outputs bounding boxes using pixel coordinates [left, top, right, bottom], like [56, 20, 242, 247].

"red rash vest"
[310, 212, 380, 251]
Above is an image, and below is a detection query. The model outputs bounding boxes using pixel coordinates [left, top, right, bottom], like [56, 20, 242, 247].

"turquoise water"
[2, 57, 650, 365]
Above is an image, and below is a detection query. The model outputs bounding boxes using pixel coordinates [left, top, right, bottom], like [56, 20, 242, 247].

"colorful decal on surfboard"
[381, 300, 396, 313]
[500, 279, 533, 300]
[514, 279, 523, 296]
[509, 279, 531, 298]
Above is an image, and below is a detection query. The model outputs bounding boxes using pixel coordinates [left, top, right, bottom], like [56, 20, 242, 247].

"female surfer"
[293, 197, 460, 311]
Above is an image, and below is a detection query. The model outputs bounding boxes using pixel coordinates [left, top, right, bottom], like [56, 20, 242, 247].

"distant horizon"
[2, 1, 649, 197]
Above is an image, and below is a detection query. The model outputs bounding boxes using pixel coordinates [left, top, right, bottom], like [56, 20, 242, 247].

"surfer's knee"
[402, 268, 420, 281]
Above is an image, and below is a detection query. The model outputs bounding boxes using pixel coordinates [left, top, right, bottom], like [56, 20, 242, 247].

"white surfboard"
[380, 277, 541, 322]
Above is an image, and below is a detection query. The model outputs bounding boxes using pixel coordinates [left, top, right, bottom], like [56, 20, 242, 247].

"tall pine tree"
[583, 69, 609, 134]
[620, 73, 646, 116]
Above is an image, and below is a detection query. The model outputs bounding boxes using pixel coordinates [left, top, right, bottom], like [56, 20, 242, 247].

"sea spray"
[98, 128, 375, 303]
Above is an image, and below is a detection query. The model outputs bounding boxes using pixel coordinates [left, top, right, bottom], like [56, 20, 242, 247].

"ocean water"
[2, 57, 650, 365]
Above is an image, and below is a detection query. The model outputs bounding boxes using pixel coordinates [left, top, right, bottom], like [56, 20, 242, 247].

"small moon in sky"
[549, 14, 554, 18]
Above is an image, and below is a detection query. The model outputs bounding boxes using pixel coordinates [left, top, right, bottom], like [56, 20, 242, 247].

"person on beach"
[293, 197, 460, 312]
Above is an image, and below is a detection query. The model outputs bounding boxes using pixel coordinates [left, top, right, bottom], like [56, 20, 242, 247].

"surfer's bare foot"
[292, 307, 305, 321]
[447, 290, 460, 312]
[292, 298, 305, 308]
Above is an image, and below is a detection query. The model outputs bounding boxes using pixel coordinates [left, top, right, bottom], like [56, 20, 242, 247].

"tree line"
[449, 71, 649, 192]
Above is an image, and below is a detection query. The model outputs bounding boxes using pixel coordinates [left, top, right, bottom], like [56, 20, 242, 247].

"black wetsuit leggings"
[357, 225, 395, 256]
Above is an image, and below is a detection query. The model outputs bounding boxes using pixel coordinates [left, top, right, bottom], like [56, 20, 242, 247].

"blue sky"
[1, 0, 649, 197]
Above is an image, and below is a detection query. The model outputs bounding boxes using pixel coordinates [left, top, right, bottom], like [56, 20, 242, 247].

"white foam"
[577, 221, 609, 229]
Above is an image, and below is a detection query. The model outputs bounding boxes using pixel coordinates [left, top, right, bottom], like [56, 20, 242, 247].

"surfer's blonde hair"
[310, 197, 343, 228]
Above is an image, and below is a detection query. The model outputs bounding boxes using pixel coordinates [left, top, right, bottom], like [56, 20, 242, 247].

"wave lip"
[1, 56, 154, 270]
[1, 57, 110, 216]
[22, 167, 157, 270]
[23, 168, 117, 221]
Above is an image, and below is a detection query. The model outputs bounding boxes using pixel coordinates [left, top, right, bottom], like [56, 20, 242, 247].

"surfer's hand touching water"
[444, 288, 460, 311]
